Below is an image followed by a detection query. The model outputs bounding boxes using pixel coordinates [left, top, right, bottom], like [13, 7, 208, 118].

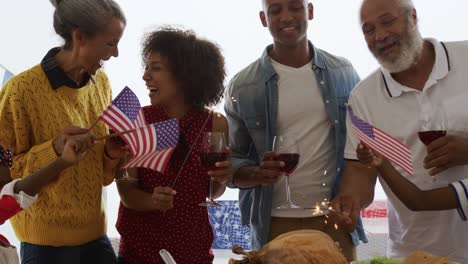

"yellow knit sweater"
[0, 64, 118, 246]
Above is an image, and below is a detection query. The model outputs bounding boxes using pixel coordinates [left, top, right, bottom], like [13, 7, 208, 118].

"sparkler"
[306, 200, 380, 235]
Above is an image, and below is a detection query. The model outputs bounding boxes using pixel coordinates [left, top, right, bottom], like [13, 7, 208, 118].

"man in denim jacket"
[224, 0, 367, 261]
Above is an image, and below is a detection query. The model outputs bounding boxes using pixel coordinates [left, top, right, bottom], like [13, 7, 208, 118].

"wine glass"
[418, 114, 447, 182]
[115, 153, 138, 182]
[273, 135, 301, 209]
[199, 132, 227, 207]
[109, 129, 137, 182]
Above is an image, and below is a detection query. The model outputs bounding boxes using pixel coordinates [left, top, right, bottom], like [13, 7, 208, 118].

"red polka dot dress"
[116, 105, 214, 264]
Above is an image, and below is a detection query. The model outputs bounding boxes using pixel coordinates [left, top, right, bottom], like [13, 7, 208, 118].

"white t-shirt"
[344, 39, 468, 263]
[271, 59, 336, 218]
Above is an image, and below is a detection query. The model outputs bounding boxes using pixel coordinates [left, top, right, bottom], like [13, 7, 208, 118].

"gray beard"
[377, 27, 424, 73]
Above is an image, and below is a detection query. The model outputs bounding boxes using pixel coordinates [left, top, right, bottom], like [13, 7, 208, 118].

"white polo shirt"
[344, 38, 468, 263]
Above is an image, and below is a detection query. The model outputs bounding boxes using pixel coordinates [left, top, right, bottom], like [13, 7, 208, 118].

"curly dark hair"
[141, 26, 226, 107]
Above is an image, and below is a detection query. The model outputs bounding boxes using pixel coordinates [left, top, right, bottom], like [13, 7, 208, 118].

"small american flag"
[124, 118, 179, 173]
[99, 87, 179, 173]
[348, 106, 413, 176]
[99, 86, 141, 152]
[134, 108, 147, 129]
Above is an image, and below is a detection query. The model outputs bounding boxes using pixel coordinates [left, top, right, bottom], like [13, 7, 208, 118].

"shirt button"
[337, 168, 341, 172]
[334, 120, 339, 124]
[320, 81, 325, 85]
[256, 121, 260, 126]
[325, 99, 330, 104]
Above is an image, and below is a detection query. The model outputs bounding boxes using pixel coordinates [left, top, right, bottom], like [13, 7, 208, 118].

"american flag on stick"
[124, 116, 179, 173]
[99, 87, 179, 173]
[348, 106, 413, 176]
[99, 86, 141, 153]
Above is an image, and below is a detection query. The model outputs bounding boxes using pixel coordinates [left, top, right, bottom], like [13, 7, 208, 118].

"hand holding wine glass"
[199, 132, 228, 207]
[421, 105, 468, 174]
[423, 134, 468, 176]
[418, 117, 447, 181]
[207, 147, 232, 185]
[254, 152, 284, 185]
[273, 135, 300, 209]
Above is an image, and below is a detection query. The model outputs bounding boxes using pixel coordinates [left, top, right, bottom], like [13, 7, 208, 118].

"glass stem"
[208, 176, 214, 201]
[122, 154, 128, 179]
[285, 175, 292, 203]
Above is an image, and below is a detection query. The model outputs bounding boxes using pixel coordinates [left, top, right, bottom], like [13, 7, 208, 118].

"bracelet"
[0, 146, 13, 167]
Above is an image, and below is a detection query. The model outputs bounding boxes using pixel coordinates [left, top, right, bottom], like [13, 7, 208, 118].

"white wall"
[2, 1, 468, 91]
[1, 0, 468, 257]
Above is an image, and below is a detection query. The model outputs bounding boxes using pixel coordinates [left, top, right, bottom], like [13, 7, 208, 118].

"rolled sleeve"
[225, 84, 258, 189]
[343, 96, 360, 160]
[449, 179, 468, 221]
[0, 179, 38, 210]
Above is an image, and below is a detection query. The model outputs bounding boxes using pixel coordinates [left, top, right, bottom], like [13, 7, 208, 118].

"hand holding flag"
[99, 118, 179, 173]
[97, 87, 179, 173]
[348, 106, 413, 176]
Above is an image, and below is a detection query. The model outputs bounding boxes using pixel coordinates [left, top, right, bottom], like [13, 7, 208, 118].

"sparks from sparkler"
[306, 200, 381, 236]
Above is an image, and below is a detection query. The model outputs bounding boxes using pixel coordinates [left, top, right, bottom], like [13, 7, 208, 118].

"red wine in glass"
[199, 132, 226, 207]
[200, 152, 228, 170]
[278, 153, 300, 175]
[418, 130, 446, 183]
[273, 135, 301, 209]
[418, 130, 446, 145]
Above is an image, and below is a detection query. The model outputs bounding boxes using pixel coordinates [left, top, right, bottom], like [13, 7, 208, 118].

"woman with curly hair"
[115, 26, 232, 264]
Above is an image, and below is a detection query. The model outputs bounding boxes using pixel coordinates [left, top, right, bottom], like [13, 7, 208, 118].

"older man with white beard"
[330, 0, 468, 262]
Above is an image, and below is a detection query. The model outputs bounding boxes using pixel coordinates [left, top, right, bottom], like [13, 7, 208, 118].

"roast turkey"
[229, 230, 347, 264]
